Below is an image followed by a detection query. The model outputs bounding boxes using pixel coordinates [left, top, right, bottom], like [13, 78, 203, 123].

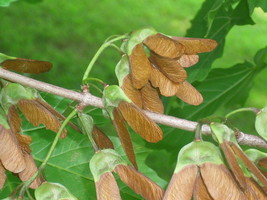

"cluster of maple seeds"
[122, 33, 218, 113]
[110, 32, 217, 170]
[0, 92, 75, 189]
[0, 58, 75, 189]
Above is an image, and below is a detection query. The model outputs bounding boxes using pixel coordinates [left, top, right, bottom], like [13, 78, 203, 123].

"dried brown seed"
[1, 58, 52, 74]
[129, 44, 152, 89]
[220, 142, 247, 190]
[140, 82, 164, 114]
[16, 133, 32, 154]
[172, 37, 218, 54]
[178, 55, 199, 68]
[118, 102, 163, 143]
[18, 99, 67, 138]
[18, 153, 44, 189]
[193, 174, 213, 200]
[245, 178, 267, 199]
[121, 75, 143, 108]
[0, 126, 26, 173]
[230, 142, 267, 192]
[258, 158, 267, 169]
[36, 98, 80, 133]
[175, 81, 203, 105]
[113, 109, 137, 169]
[200, 163, 245, 200]
[115, 165, 164, 200]
[0, 161, 6, 189]
[92, 126, 114, 150]
[7, 105, 22, 134]
[163, 165, 197, 200]
[149, 51, 187, 83]
[144, 33, 185, 58]
[95, 172, 121, 200]
[150, 67, 179, 97]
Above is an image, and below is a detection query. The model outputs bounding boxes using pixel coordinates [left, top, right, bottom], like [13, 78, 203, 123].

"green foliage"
[186, 0, 254, 82]
[0, 0, 17, 7]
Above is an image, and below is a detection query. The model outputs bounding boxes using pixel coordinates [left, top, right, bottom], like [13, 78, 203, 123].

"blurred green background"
[0, 0, 267, 107]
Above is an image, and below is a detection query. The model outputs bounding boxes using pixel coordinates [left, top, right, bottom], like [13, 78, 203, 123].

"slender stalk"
[18, 109, 77, 197]
[39, 109, 78, 170]
[225, 107, 259, 118]
[0, 68, 266, 148]
[82, 34, 128, 82]
[195, 123, 203, 141]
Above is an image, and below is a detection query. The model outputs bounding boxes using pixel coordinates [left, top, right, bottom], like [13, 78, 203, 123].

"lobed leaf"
[115, 165, 164, 200]
[1, 58, 52, 74]
[185, 0, 254, 82]
[118, 102, 163, 143]
[175, 81, 203, 105]
[113, 108, 137, 169]
[140, 82, 164, 114]
[96, 172, 121, 200]
[149, 51, 187, 83]
[129, 44, 152, 89]
[144, 33, 185, 59]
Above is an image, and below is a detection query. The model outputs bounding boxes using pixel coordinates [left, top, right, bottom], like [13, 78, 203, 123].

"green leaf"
[0, 92, 165, 200]
[247, 0, 267, 14]
[0, 53, 16, 63]
[22, 0, 42, 3]
[186, 0, 254, 82]
[0, 0, 17, 7]
[171, 61, 257, 120]
[255, 107, 267, 140]
[0, 83, 35, 112]
[35, 182, 78, 200]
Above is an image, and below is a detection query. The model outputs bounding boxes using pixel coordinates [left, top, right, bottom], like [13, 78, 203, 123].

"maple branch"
[0, 68, 266, 148]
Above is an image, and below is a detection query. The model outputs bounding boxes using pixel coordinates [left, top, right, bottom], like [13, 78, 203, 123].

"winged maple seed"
[0, 119, 43, 189]
[17, 98, 67, 138]
[1, 57, 52, 74]
[92, 126, 114, 150]
[163, 141, 250, 200]
[163, 164, 246, 200]
[111, 101, 163, 168]
[114, 165, 164, 200]
[125, 33, 217, 107]
[90, 149, 164, 200]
